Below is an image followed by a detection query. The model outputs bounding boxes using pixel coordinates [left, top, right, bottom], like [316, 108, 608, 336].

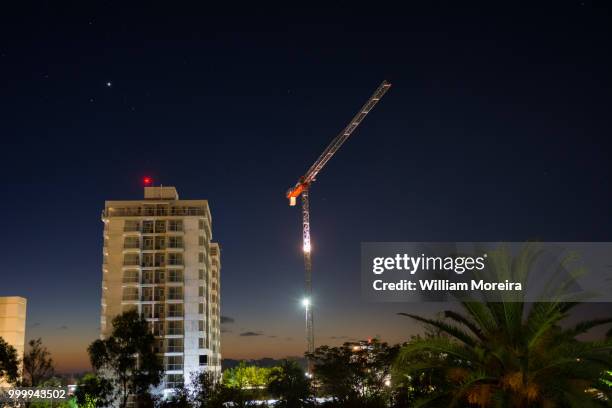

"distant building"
[101, 186, 221, 393]
[0, 296, 27, 384]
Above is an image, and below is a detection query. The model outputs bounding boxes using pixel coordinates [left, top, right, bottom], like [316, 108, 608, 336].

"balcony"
[166, 327, 183, 336]
[166, 363, 183, 371]
[167, 259, 183, 266]
[104, 206, 206, 218]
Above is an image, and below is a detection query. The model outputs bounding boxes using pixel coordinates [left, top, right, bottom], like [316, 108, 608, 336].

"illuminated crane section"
[286, 81, 391, 359]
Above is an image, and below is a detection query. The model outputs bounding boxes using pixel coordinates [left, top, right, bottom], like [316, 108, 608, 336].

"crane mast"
[287, 81, 391, 365]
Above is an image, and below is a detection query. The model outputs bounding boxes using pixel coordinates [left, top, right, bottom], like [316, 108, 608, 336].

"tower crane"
[286, 80, 391, 360]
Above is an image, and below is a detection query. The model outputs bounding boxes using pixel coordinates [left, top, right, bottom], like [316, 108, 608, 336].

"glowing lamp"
[302, 298, 311, 308]
[143, 177, 153, 186]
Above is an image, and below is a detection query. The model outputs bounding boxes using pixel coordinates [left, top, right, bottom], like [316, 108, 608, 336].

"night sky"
[1, 2, 612, 372]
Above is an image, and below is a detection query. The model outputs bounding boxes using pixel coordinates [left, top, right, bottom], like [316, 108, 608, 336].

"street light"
[302, 298, 311, 308]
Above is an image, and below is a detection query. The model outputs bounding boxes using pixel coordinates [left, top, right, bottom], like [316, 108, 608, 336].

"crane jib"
[286, 80, 391, 202]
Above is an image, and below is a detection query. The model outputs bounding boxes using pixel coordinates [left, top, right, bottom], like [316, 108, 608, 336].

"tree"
[394, 246, 612, 407]
[189, 371, 217, 408]
[222, 362, 270, 390]
[267, 360, 312, 407]
[22, 338, 54, 386]
[307, 340, 398, 407]
[87, 310, 163, 408]
[0, 336, 19, 384]
[74, 373, 114, 408]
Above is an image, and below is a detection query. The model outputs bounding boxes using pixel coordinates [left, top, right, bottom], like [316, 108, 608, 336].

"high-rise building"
[101, 186, 221, 392]
[0, 296, 27, 385]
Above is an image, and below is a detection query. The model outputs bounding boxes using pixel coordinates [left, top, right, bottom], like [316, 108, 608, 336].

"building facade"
[101, 187, 221, 392]
[0, 296, 27, 385]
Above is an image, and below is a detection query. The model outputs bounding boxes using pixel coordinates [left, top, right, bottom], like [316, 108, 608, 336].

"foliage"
[0, 336, 19, 384]
[267, 360, 312, 407]
[160, 370, 260, 408]
[223, 362, 271, 390]
[87, 310, 163, 408]
[74, 373, 114, 408]
[394, 245, 612, 407]
[307, 339, 398, 407]
[22, 338, 54, 386]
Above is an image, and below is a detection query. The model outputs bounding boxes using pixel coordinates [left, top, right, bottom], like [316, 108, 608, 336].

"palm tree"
[394, 245, 612, 407]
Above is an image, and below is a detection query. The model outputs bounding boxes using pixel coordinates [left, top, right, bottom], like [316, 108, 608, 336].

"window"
[199, 355, 208, 366]
[142, 304, 152, 318]
[166, 356, 183, 371]
[142, 221, 154, 233]
[142, 270, 153, 284]
[154, 338, 164, 354]
[168, 236, 183, 248]
[167, 304, 183, 318]
[167, 338, 183, 353]
[142, 237, 154, 250]
[199, 236, 205, 246]
[198, 338, 204, 349]
[122, 287, 138, 301]
[124, 236, 139, 249]
[155, 236, 166, 250]
[198, 252, 204, 263]
[123, 254, 139, 266]
[168, 220, 183, 232]
[168, 287, 183, 300]
[199, 219, 204, 229]
[154, 304, 164, 319]
[155, 270, 165, 284]
[198, 286, 204, 297]
[198, 303, 204, 314]
[152, 321, 164, 336]
[124, 220, 139, 232]
[142, 253, 154, 267]
[166, 374, 183, 389]
[155, 253, 165, 267]
[199, 269, 204, 280]
[155, 220, 166, 233]
[154, 287, 165, 301]
[167, 270, 182, 283]
[167, 320, 183, 335]
[123, 270, 139, 283]
[198, 320, 204, 332]
[168, 253, 182, 266]
[141, 287, 153, 301]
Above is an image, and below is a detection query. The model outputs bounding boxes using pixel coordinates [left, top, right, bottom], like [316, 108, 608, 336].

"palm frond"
[398, 313, 477, 347]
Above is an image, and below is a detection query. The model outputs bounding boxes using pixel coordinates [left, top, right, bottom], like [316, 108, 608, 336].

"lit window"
[166, 356, 183, 371]
[166, 374, 183, 389]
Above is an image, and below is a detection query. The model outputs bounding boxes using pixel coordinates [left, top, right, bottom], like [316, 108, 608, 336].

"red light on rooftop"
[143, 177, 152, 186]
